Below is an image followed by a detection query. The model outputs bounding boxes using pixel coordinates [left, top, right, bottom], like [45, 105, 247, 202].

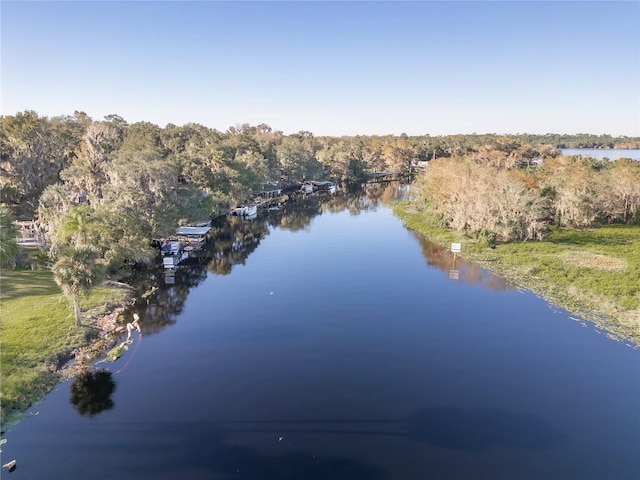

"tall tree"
[0, 111, 82, 216]
[413, 156, 548, 241]
[550, 160, 603, 228]
[60, 121, 119, 204]
[37, 184, 75, 250]
[604, 159, 640, 224]
[0, 208, 19, 268]
[52, 245, 102, 326]
[276, 133, 322, 181]
[55, 205, 103, 248]
[382, 139, 416, 173]
[104, 139, 212, 240]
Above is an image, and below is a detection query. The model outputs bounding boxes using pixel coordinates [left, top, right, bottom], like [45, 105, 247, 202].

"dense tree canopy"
[1, 110, 638, 277]
[411, 148, 640, 242]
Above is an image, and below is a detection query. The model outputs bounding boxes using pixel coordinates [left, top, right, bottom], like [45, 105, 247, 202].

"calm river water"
[4, 183, 639, 479]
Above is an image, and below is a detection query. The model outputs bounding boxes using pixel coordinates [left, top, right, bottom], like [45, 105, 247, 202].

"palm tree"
[52, 245, 102, 326]
[57, 205, 93, 247]
[0, 208, 20, 269]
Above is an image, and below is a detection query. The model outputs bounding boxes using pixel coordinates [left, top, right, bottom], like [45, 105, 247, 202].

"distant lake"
[560, 148, 640, 160]
[3, 183, 639, 479]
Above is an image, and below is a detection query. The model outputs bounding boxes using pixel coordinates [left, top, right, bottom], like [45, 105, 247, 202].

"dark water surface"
[4, 184, 639, 479]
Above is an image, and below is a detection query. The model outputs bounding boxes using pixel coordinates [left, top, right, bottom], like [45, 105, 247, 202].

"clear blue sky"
[2, 1, 639, 136]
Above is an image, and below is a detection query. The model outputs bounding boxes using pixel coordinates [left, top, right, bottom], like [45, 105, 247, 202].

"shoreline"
[391, 202, 640, 348]
[0, 278, 138, 432]
[59, 291, 137, 382]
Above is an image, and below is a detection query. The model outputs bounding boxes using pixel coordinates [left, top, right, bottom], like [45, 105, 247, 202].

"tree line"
[410, 144, 640, 244]
[2, 110, 639, 278]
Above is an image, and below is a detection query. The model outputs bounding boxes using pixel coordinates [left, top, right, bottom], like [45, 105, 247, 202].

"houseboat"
[176, 226, 211, 245]
[230, 204, 258, 217]
[161, 225, 211, 269]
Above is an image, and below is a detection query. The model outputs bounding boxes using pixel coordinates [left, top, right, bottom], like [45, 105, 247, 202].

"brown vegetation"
[412, 147, 640, 242]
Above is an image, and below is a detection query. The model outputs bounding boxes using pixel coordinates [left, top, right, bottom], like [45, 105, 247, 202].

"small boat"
[160, 238, 189, 269]
[160, 240, 181, 256]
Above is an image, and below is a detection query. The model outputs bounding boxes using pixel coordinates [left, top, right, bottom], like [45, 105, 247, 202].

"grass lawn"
[393, 201, 640, 346]
[0, 269, 130, 428]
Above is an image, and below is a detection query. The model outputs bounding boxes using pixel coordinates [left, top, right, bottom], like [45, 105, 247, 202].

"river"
[3, 183, 639, 479]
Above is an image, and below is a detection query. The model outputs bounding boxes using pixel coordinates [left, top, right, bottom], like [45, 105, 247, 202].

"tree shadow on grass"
[0, 271, 59, 301]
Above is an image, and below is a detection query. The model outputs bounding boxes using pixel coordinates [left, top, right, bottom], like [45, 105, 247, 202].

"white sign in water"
[451, 242, 461, 253]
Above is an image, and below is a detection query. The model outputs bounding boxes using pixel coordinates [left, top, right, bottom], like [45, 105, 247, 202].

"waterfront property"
[160, 225, 211, 269]
[175, 226, 211, 245]
[230, 204, 258, 217]
[4, 183, 638, 480]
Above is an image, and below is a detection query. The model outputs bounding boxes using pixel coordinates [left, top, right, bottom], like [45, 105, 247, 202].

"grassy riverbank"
[392, 201, 640, 346]
[0, 269, 131, 429]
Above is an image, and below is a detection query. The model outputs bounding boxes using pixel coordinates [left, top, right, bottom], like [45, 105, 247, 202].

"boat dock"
[161, 225, 211, 269]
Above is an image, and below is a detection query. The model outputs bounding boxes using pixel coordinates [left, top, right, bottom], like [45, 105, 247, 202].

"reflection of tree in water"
[276, 194, 323, 231]
[207, 216, 269, 275]
[205, 182, 409, 276]
[134, 182, 413, 337]
[410, 232, 513, 291]
[322, 182, 407, 216]
[269, 182, 407, 232]
[69, 369, 116, 417]
[138, 267, 208, 335]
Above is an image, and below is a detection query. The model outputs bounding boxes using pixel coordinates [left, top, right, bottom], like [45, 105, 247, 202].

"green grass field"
[393, 202, 640, 345]
[0, 269, 129, 428]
